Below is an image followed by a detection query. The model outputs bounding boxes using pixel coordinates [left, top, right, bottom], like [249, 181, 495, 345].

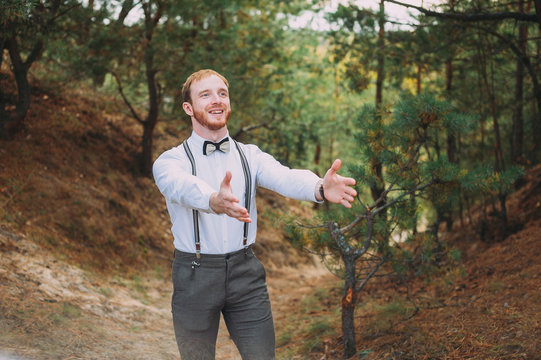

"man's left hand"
[321, 159, 357, 208]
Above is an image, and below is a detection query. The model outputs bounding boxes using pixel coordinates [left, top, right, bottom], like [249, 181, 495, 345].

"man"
[153, 69, 357, 360]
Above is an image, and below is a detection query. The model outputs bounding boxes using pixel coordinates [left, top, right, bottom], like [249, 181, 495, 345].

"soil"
[0, 72, 330, 359]
[1, 71, 540, 360]
[0, 226, 331, 360]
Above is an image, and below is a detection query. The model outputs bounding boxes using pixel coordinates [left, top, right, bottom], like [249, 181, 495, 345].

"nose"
[209, 92, 221, 103]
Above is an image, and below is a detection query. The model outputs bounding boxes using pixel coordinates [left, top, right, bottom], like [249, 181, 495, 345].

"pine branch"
[339, 178, 434, 238]
[386, 0, 539, 23]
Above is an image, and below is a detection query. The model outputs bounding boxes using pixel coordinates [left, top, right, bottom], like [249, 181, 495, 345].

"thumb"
[330, 159, 342, 174]
[221, 171, 232, 190]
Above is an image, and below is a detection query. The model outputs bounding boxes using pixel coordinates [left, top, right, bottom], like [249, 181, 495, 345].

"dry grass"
[0, 70, 320, 359]
[1, 70, 540, 360]
[275, 166, 541, 359]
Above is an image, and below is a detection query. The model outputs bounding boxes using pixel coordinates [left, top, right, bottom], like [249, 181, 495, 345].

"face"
[183, 75, 231, 131]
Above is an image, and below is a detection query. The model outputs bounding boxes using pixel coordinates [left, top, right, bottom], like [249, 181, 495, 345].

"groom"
[153, 69, 357, 359]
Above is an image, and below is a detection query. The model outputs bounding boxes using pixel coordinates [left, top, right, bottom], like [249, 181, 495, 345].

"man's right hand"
[209, 171, 252, 223]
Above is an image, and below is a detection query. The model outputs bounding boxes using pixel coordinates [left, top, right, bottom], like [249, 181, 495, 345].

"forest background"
[1, 0, 540, 359]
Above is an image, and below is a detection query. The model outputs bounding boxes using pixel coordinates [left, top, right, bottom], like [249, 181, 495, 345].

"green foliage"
[0, 0, 34, 25]
[293, 93, 475, 283]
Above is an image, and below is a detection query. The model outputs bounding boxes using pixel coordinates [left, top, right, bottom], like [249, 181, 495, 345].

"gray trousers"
[171, 246, 275, 360]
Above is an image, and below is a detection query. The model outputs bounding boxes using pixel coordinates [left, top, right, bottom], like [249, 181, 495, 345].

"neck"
[192, 120, 228, 142]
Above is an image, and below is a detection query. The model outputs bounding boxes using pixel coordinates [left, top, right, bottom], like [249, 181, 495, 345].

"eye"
[220, 91, 228, 97]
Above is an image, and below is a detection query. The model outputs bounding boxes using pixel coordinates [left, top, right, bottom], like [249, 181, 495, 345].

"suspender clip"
[191, 259, 200, 269]
[244, 239, 250, 255]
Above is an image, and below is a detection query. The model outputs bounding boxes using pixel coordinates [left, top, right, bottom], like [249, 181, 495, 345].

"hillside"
[1, 74, 540, 360]
[279, 165, 541, 359]
[0, 74, 322, 359]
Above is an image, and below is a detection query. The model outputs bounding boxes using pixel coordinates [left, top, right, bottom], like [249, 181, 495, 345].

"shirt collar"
[188, 131, 230, 152]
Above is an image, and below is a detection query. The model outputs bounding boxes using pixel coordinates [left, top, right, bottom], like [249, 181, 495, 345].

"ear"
[182, 102, 193, 116]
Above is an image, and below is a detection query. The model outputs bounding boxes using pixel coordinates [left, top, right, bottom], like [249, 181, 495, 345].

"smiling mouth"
[209, 109, 224, 114]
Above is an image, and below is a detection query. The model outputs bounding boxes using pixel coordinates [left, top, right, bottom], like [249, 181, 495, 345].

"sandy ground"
[0, 228, 331, 360]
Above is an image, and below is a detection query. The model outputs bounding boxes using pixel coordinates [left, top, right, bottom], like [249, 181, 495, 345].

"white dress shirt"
[153, 131, 321, 254]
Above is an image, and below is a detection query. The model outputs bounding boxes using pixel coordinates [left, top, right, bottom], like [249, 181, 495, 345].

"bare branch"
[340, 178, 433, 234]
[328, 222, 356, 255]
[111, 71, 144, 124]
[232, 122, 270, 140]
[355, 258, 386, 295]
[339, 212, 367, 234]
[372, 180, 435, 217]
[386, 0, 539, 23]
[116, 0, 135, 25]
[352, 213, 375, 258]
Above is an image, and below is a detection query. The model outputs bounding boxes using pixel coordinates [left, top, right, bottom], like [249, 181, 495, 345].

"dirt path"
[0, 229, 331, 360]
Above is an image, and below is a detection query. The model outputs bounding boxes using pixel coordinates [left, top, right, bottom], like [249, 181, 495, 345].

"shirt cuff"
[314, 179, 324, 203]
[205, 192, 218, 215]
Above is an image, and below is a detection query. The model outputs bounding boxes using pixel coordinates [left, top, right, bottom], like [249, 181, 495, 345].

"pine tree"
[290, 92, 521, 359]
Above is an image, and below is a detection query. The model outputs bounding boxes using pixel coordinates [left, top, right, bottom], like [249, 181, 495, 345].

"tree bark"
[0, 37, 43, 138]
[372, 0, 386, 205]
[138, 0, 163, 176]
[479, 36, 505, 172]
[416, 65, 422, 95]
[512, 0, 529, 164]
[141, 47, 159, 176]
[341, 254, 357, 359]
[445, 38, 456, 231]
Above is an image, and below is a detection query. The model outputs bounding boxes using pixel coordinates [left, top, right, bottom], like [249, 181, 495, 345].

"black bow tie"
[203, 137, 230, 155]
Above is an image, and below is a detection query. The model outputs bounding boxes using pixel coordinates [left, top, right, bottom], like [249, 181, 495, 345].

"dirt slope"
[0, 73, 324, 359]
[295, 165, 541, 359]
[1, 73, 540, 360]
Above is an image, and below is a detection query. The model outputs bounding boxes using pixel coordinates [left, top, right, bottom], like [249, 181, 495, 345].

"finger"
[222, 193, 240, 203]
[341, 199, 353, 208]
[226, 207, 252, 222]
[343, 194, 355, 202]
[341, 176, 356, 186]
[226, 203, 248, 216]
[345, 187, 357, 197]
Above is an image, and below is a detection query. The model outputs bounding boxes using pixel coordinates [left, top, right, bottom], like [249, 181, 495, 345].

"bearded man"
[153, 69, 357, 360]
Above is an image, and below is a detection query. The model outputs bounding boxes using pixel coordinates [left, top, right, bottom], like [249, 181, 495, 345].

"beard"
[193, 107, 231, 131]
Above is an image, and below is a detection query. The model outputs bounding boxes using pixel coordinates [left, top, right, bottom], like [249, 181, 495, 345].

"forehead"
[191, 75, 229, 94]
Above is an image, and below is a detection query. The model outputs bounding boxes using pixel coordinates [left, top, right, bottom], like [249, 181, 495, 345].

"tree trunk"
[141, 120, 156, 176]
[479, 37, 505, 172]
[1, 37, 42, 138]
[416, 65, 422, 95]
[512, 0, 528, 164]
[139, 0, 162, 177]
[371, 0, 386, 205]
[141, 53, 159, 176]
[0, 38, 5, 71]
[0, 39, 6, 123]
[341, 255, 357, 359]
[445, 56, 456, 231]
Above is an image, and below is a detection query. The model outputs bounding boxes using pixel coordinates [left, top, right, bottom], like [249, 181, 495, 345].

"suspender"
[234, 140, 252, 246]
[182, 142, 201, 260]
[182, 139, 252, 264]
